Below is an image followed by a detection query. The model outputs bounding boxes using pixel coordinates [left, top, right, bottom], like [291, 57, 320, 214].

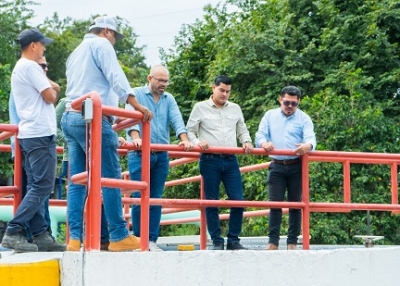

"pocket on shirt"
[225, 115, 240, 123]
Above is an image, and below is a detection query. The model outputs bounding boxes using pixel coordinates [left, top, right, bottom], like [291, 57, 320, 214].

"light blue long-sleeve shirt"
[255, 107, 317, 160]
[125, 86, 187, 144]
[9, 91, 19, 158]
[65, 33, 134, 108]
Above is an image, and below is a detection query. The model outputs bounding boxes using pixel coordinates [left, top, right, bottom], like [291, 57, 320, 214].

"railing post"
[85, 93, 102, 251]
[343, 160, 351, 203]
[302, 154, 310, 250]
[140, 121, 151, 251]
[13, 137, 22, 213]
[199, 176, 208, 250]
[390, 162, 399, 214]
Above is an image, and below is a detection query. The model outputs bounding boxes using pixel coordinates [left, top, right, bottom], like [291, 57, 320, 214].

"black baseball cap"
[17, 29, 54, 47]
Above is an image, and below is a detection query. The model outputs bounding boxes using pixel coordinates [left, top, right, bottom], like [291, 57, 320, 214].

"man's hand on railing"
[178, 140, 194, 151]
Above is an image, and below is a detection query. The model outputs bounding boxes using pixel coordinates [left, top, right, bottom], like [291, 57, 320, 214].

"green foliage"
[0, 0, 37, 178]
[160, 224, 199, 237]
[56, 223, 66, 244]
[164, 0, 400, 245]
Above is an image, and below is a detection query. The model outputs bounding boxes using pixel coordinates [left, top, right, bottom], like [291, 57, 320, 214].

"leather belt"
[203, 153, 234, 158]
[65, 108, 112, 122]
[272, 158, 301, 165]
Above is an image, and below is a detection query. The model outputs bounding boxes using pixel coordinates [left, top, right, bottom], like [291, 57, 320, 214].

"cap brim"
[115, 32, 124, 42]
[40, 37, 54, 45]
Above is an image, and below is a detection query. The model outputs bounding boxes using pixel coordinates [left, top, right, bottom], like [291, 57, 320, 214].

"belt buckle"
[283, 160, 288, 165]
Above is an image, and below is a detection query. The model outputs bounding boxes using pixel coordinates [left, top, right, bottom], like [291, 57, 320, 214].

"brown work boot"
[287, 244, 297, 250]
[265, 243, 279, 250]
[100, 241, 110, 251]
[67, 239, 81, 251]
[108, 235, 140, 252]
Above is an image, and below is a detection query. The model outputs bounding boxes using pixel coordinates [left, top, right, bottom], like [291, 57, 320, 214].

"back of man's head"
[214, 75, 232, 86]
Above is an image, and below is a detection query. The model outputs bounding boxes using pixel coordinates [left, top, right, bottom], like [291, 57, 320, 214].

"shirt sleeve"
[8, 91, 19, 158]
[236, 107, 252, 144]
[56, 98, 67, 140]
[303, 114, 317, 150]
[96, 41, 133, 104]
[168, 96, 187, 139]
[255, 112, 270, 147]
[125, 103, 140, 140]
[186, 104, 201, 146]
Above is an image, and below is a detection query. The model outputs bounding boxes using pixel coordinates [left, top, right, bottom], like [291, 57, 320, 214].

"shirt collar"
[144, 84, 167, 98]
[83, 33, 100, 40]
[208, 96, 229, 108]
[280, 108, 297, 118]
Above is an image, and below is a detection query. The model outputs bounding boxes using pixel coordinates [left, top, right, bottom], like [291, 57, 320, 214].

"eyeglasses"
[38, 63, 48, 70]
[282, 100, 299, 107]
[151, 76, 169, 85]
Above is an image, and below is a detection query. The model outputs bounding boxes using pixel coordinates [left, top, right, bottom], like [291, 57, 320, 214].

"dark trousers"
[199, 154, 244, 244]
[20, 158, 51, 241]
[7, 136, 57, 237]
[267, 161, 302, 246]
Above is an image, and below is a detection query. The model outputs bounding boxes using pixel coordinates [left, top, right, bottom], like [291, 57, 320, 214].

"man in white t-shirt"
[1, 29, 65, 252]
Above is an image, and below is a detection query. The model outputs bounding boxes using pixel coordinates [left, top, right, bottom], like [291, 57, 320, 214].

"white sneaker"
[148, 241, 163, 252]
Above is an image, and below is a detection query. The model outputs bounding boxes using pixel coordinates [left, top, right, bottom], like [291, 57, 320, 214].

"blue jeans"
[266, 161, 302, 246]
[128, 151, 169, 242]
[7, 136, 56, 238]
[61, 112, 127, 242]
[199, 154, 244, 244]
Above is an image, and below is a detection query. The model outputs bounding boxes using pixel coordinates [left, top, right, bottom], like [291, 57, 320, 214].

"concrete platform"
[1, 236, 398, 286]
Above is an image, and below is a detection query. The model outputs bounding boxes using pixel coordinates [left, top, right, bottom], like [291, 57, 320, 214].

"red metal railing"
[0, 124, 22, 212]
[1, 94, 400, 251]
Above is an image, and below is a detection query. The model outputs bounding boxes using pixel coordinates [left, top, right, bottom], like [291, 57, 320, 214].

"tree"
[163, 0, 400, 244]
[0, 0, 38, 179]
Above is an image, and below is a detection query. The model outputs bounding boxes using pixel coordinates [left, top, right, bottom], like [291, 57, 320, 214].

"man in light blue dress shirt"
[61, 16, 152, 252]
[126, 65, 192, 251]
[255, 85, 316, 250]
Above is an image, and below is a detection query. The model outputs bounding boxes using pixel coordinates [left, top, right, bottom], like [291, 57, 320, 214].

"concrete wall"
[61, 247, 399, 286]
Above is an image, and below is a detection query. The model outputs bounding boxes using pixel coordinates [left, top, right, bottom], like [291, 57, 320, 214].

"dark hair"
[214, 75, 232, 86]
[280, 86, 302, 99]
[90, 27, 104, 35]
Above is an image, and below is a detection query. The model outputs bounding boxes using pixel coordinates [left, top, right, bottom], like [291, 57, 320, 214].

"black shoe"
[2, 232, 38, 252]
[212, 241, 224, 250]
[32, 231, 66, 252]
[226, 242, 248, 250]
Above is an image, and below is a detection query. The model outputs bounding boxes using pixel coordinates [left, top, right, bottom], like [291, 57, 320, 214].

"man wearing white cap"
[62, 16, 153, 252]
[1, 29, 64, 252]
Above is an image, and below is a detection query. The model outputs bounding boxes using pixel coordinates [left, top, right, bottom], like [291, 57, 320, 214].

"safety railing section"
[56, 97, 400, 251]
[2, 95, 400, 251]
[0, 124, 22, 213]
[301, 152, 400, 249]
[68, 92, 152, 251]
[119, 146, 400, 250]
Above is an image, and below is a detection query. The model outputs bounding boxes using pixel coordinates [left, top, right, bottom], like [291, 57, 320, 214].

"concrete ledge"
[61, 247, 400, 286]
